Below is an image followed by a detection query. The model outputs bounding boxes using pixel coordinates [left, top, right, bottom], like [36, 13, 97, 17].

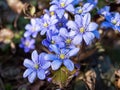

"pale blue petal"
[82, 3, 94, 13]
[63, 59, 74, 71]
[88, 22, 98, 31]
[37, 69, 45, 80]
[31, 19, 36, 25]
[24, 31, 31, 37]
[56, 9, 65, 18]
[67, 48, 79, 57]
[83, 13, 91, 27]
[23, 59, 34, 68]
[66, 21, 77, 30]
[44, 54, 58, 60]
[65, 0, 74, 5]
[49, 5, 58, 11]
[28, 71, 36, 83]
[59, 28, 68, 36]
[32, 50, 38, 63]
[49, 45, 60, 54]
[65, 4, 75, 13]
[51, 60, 62, 70]
[41, 62, 51, 70]
[75, 15, 82, 27]
[83, 32, 95, 45]
[23, 69, 33, 78]
[72, 34, 82, 45]
[25, 24, 32, 30]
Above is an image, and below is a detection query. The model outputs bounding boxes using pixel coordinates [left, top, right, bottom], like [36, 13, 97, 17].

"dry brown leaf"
[83, 69, 96, 90]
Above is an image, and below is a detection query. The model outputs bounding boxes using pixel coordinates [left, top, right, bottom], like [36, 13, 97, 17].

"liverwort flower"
[101, 12, 120, 31]
[23, 50, 51, 83]
[19, 37, 35, 53]
[58, 28, 76, 48]
[39, 14, 58, 35]
[24, 18, 41, 38]
[75, 3, 94, 15]
[44, 45, 79, 71]
[50, 0, 75, 18]
[98, 6, 110, 16]
[55, 15, 68, 29]
[67, 13, 99, 45]
[87, 0, 98, 7]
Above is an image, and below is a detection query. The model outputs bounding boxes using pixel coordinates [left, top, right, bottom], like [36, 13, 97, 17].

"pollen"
[51, 40, 55, 44]
[43, 23, 48, 27]
[25, 41, 30, 46]
[79, 27, 85, 33]
[50, 11, 55, 16]
[34, 64, 39, 69]
[78, 9, 83, 13]
[66, 39, 71, 44]
[112, 20, 117, 25]
[32, 27, 36, 31]
[60, 2, 65, 7]
[60, 54, 65, 60]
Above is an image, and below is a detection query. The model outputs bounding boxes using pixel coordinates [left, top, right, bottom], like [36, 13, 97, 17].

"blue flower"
[72, 0, 82, 5]
[50, 0, 75, 18]
[98, 6, 110, 16]
[23, 50, 51, 83]
[101, 12, 120, 31]
[19, 37, 35, 53]
[58, 28, 76, 48]
[44, 45, 79, 71]
[39, 14, 58, 35]
[24, 18, 41, 38]
[67, 13, 99, 45]
[55, 16, 68, 29]
[75, 3, 94, 15]
[87, 0, 98, 7]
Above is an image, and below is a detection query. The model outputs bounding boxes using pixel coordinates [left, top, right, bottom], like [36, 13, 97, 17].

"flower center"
[112, 20, 117, 25]
[60, 2, 65, 7]
[78, 9, 83, 13]
[66, 39, 71, 44]
[60, 54, 65, 60]
[34, 64, 39, 69]
[32, 27, 36, 31]
[79, 27, 85, 33]
[51, 40, 55, 44]
[25, 41, 30, 46]
[50, 11, 55, 16]
[43, 22, 48, 27]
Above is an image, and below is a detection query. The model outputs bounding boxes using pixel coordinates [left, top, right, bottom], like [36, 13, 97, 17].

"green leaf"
[52, 66, 76, 88]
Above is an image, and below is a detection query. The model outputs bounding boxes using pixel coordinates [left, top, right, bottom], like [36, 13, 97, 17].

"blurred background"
[0, 0, 120, 90]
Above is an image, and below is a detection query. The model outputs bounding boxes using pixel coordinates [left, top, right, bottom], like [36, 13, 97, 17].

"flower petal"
[32, 50, 38, 63]
[75, 15, 82, 27]
[23, 69, 33, 78]
[65, 4, 75, 13]
[24, 31, 31, 37]
[67, 48, 79, 57]
[65, 0, 74, 5]
[51, 60, 62, 70]
[83, 13, 91, 27]
[44, 54, 58, 60]
[66, 21, 77, 30]
[83, 32, 95, 45]
[31, 19, 36, 25]
[88, 22, 98, 31]
[59, 28, 68, 37]
[37, 69, 45, 80]
[41, 62, 51, 70]
[56, 9, 65, 18]
[63, 59, 74, 71]
[23, 59, 34, 68]
[49, 45, 60, 54]
[28, 71, 36, 83]
[72, 34, 82, 45]
[49, 5, 58, 11]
